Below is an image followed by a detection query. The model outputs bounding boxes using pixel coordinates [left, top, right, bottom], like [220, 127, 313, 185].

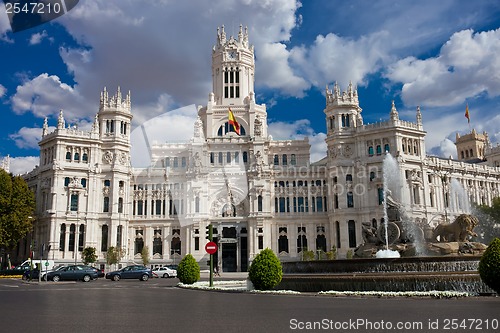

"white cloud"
[0, 84, 6, 98]
[29, 30, 49, 45]
[256, 42, 309, 97]
[268, 119, 326, 162]
[290, 31, 390, 89]
[0, 9, 12, 41]
[385, 29, 500, 107]
[9, 127, 44, 149]
[9, 156, 39, 175]
[53, 0, 303, 110]
[10, 73, 91, 122]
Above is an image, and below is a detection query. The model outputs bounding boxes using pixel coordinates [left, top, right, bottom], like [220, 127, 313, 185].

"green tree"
[0, 169, 35, 249]
[141, 246, 150, 266]
[177, 254, 200, 284]
[82, 247, 98, 265]
[248, 248, 283, 290]
[106, 246, 125, 269]
[475, 197, 500, 243]
[478, 238, 500, 294]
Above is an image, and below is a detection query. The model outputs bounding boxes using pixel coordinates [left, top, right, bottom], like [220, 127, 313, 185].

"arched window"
[243, 151, 248, 163]
[66, 152, 71, 160]
[291, 154, 296, 165]
[82, 153, 88, 162]
[297, 231, 307, 253]
[257, 195, 263, 212]
[282, 154, 287, 166]
[348, 220, 356, 248]
[170, 237, 181, 256]
[273, 155, 279, 165]
[64, 177, 70, 187]
[335, 221, 341, 248]
[316, 234, 327, 252]
[195, 197, 200, 213]
[347, 192, 354, 208]
[74, 152, 80, 161]
[217, 122, 246, 136]
[346, 174, 353, 182]
[378, 187, 384, 205]
[101, 225, 108, 251]
[59, 224, 66, 251]
[368, 146, 374, 156]
[78, 224, 85, 251]
[153, 236, 162, 255]
[278, 235, 289, 253]
[376, 145, 382, 155]
[116, 225, 122, 248]
[81, 178, 87, 188]
[135, 237, 144, 255]
[384, 144, 390, 153]
[69, 224, 76, 251]
[103, 197, 110, 212]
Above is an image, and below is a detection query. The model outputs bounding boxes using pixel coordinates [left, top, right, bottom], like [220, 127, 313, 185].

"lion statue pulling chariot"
[432, 214, 479, 242]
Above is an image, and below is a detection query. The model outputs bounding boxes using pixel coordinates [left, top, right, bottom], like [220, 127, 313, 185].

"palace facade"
[11, 26, 500, 271]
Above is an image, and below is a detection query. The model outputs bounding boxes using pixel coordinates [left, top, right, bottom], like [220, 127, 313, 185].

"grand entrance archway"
[213, 224, 248, 272]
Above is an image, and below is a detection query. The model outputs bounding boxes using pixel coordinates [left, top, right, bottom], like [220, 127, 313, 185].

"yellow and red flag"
[464, 104, 470, 123]
[228, 108, 240, 135]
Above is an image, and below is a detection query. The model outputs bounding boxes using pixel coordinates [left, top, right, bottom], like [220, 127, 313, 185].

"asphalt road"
[0, 277, 499, 333]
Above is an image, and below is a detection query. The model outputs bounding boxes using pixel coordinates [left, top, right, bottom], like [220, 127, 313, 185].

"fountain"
[277, 154, 493, 293]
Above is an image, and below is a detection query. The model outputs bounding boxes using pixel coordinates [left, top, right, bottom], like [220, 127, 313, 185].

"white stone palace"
[12, 25, 500, 271]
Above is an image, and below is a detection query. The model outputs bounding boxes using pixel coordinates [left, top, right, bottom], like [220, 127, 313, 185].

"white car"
[152, 266, 177, 278]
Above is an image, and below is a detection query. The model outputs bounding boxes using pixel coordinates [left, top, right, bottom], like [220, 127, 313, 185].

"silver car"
[152, 266, 177, 278]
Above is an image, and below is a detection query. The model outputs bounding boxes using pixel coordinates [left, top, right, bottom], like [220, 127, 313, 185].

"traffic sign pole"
[205, 239, 217, 287]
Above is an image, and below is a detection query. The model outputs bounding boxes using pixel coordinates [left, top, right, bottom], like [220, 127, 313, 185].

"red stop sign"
[205, 241, 217, 254]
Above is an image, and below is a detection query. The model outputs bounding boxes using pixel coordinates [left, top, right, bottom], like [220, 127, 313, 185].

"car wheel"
[163, 273, 169, 278]
[52, 275, 60, 282]
[112, 275, 120, 281]
[42, 274, 47, 281]
[83, 275, 91, 282]
[140, 274, 149, 281]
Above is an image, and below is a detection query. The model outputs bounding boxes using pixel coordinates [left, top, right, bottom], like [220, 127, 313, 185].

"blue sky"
[1, 0, 500, 174]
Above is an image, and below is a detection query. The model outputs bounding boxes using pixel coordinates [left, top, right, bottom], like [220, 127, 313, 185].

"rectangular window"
[194, 237, 199, 251]
[258, 235, 263, 250]
[235, 86, 239, 98]
[137, 201, 143, 215]
[70, 194, 79, 211]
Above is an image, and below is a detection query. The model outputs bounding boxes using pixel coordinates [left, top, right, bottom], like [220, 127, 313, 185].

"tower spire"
[390, 100, 399, 121]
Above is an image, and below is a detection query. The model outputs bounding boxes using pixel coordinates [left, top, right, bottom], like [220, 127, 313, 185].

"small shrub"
[302, 250, 315, 261]
[326, 247, 337, 260]
[346, 249, 354, 259]
[479, 238, 500, 294]
[177, 254, 200, 284]
[248, 248, 282, 290]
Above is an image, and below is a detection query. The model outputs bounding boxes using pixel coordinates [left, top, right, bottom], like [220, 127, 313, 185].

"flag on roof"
[228, 108, 240, 135]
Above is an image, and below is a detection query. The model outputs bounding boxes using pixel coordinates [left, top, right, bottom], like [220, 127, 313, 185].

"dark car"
[23, 265, 66, 281]
[105, 265, 152, 281]
[45, 265, 98, 282]
[90, 267, 105, 278]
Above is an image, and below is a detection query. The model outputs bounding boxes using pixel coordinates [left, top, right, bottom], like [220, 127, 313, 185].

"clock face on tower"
[228, 51, 237, 59]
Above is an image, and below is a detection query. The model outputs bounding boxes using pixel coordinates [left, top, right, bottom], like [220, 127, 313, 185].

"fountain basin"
[278, 257, 495, 293]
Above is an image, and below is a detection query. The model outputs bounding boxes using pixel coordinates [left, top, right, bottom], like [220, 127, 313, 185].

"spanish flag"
[464, 104, 470, 123]
[228, 108, 241, 135]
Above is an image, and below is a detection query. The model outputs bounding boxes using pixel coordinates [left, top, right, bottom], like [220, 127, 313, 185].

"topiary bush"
[248, 248, 282, 290]
[479, 237, 500, 294]
[177, 254, 200, 285]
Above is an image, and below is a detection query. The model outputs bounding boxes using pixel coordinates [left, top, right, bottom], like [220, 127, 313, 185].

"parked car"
[22, 265, 66, 281]
[90, 267, 105, 278]
[45, 265, 98, 282]
[106, 265, 152, 281]
[152, 266, 177, 278]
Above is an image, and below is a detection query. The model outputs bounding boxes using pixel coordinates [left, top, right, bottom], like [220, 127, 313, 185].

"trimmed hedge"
[177, 254, 200, 284]
[479, 237, 500, 294]
[248, 248, 282, 290]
